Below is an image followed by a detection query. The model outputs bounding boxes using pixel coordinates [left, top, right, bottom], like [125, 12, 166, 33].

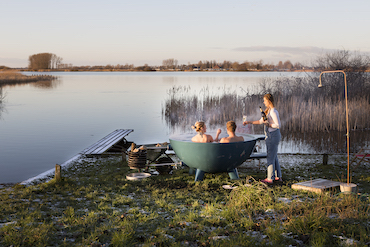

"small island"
[0, 69, 57, 86]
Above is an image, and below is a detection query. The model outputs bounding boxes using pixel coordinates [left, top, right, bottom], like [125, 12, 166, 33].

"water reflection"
[2, 80, 61, 89]
[281, 130, 368, 154]
[31, 80, 61, 89]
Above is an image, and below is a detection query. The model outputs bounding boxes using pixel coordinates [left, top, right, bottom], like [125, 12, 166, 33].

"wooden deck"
[291, 178, 342, 193]
[80, 129, 134, 156]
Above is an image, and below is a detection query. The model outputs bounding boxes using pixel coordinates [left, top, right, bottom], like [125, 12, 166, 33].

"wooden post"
[323, 154, 328, 166]
[55, 164, 61, 182]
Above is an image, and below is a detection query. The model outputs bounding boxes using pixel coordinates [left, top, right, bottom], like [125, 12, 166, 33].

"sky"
[1, 0, 370, 68]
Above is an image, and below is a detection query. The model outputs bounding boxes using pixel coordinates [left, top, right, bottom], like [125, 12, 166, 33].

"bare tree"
[55, 56, 63, 69]
[28, 53, 62, 70]
[312, 49, 370, 100]
[162, 58, 178, 69]
[51, 54, 63, 69]
[314, 49, 370, 72]
[277, 61, 284, 70]
[283, 60, 293, 70]
[294, 62, 303, 70]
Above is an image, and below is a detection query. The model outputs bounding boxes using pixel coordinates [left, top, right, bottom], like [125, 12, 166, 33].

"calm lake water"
[0, 72, 368, 184]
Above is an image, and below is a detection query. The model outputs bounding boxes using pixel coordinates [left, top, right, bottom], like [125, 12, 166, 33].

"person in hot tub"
[219, 121, 244, 143]
[191, 121, 221, 143]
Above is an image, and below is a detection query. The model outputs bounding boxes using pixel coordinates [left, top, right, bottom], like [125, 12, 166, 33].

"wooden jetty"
[21, 129, 134, 185]
[80, 129, 134, 156]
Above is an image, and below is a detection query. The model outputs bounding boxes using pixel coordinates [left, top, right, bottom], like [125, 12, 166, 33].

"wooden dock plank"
[291, 178, 342, 193]
[82, 130, 124, 154]
[80, 129, 133, 155]
[91, 129, 133, 154]
[86, 130, 130, 154]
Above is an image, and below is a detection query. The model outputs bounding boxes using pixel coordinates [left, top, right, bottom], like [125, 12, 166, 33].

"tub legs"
[189, 167, 196, 175]
[194, 168, 239, 181]
[228, 168, 240, 180]
[195, 169, 205, 181]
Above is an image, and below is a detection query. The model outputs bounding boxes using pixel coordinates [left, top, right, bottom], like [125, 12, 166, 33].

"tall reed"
[163, 74, 370, 133]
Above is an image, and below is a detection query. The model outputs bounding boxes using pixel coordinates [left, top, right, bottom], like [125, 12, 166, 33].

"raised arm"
[214, 128, 221, 142]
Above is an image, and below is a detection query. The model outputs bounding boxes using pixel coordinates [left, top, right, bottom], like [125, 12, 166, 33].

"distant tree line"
[25, 50, 368, 72]
[25, 52, 307, 71]
[160, 58, 305, 71]
[54, 59, 306, 72]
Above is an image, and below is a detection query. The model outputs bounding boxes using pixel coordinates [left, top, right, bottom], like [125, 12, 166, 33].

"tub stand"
[194, 168, 239, 182]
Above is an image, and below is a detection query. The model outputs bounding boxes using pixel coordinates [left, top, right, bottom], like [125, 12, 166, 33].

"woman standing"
[243, 93, 282, 184]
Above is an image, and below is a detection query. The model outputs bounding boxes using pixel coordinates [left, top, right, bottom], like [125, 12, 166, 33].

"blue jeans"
[265, 129, 281, 180]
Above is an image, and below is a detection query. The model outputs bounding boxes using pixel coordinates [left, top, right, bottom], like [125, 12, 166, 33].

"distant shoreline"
[16, 68, 316, 73]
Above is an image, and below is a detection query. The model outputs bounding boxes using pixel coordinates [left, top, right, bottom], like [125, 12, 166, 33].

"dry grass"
[0, 70, 56, 85]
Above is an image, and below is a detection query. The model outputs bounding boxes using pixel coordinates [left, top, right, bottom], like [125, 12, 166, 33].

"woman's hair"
[264, 93, 275, 114]
[226, 121, 237, 132]
[191, 121, 205, 132]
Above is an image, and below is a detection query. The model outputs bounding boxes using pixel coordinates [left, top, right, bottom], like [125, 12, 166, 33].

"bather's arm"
[214, 128, 221, 142]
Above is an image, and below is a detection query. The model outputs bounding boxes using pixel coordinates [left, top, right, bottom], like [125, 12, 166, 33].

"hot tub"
[170, 134, 264, 181]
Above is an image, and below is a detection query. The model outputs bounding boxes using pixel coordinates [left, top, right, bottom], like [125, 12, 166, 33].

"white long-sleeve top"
[259, 107, 281, 132]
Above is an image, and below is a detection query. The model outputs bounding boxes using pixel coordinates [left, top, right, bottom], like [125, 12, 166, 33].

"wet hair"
[226, 121, 237, 132]
[191, 121, 205, 133]
[263, 93, 275, 114]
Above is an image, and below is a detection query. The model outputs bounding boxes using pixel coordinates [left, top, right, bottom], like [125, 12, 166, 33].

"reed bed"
[163, 74, 370, 133]
[276, 95, 370, 132]
[0, 71, 57, 85]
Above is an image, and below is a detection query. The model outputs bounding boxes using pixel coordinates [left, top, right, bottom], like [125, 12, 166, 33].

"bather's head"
[191, 121, 206, 133]
[226, 121, 237, 133]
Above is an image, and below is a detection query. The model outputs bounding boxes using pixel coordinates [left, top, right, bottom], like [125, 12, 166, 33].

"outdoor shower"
[318, 70, 351, 187]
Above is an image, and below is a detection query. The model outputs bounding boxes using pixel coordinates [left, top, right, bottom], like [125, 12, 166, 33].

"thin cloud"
[233, 46, 333, 54]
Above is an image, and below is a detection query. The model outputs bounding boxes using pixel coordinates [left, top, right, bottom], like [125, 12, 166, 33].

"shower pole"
[318, 70, 350, 184]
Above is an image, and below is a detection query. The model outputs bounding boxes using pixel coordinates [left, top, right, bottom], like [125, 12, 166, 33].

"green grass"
[0, 154, 369, 246]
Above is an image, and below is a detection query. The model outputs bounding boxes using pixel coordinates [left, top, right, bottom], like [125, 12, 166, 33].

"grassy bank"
[1, 154, 369, 246]
[0, 71, 57, 85]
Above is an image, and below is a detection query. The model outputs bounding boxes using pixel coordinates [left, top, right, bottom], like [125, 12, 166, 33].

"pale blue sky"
[1, 0, 369, 67]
